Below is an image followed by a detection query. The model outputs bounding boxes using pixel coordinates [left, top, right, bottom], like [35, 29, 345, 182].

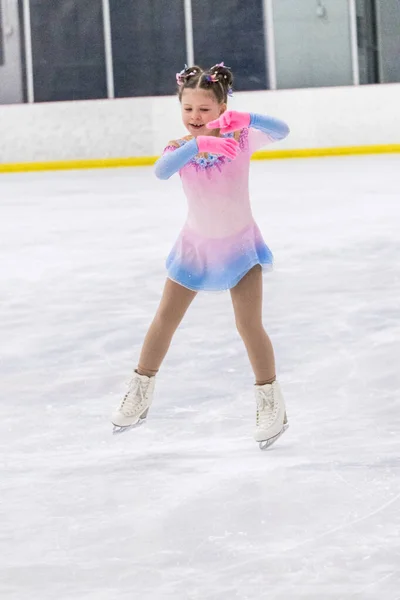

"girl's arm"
[248, 113, 289, 141]
[207, 111, 290, 142]
[154, 138, 198, 180]
[154, 136, 239, 180]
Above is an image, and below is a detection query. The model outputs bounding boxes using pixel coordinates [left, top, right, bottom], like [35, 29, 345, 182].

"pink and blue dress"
[154, 114, 289, 292]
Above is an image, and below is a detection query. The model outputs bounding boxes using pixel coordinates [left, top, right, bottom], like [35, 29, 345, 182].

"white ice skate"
[111, 371, 156, 434]
[254, 380, 289, 450]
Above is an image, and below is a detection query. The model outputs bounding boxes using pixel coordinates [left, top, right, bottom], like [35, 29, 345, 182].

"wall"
[0, 83, 399, 166]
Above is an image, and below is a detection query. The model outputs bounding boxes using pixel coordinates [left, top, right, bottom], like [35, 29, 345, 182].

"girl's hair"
[177, 63, 234, 103]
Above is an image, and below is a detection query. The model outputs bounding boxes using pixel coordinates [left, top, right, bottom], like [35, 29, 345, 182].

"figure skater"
[111, 63, 290, 449]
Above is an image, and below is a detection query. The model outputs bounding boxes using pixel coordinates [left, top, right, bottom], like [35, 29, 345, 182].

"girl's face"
[181, 88, 226, 137]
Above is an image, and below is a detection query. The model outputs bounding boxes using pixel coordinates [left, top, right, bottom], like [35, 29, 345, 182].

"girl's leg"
[230, 265, 276, 385]
[137, 278, 197, 377]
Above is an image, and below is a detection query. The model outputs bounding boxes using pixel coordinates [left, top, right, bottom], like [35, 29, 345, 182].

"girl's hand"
[197, 135, 239, 159]
[206, 111, 251, 134]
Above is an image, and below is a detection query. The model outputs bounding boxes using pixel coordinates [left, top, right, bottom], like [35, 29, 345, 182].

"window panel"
[0, 3, 4, 66]
[192, 0, 267, 91]
[375, 0, 400, 83]
[110, 0, 186, 97]
[273, 0, 353, 89]
[30, 0, 107, 102]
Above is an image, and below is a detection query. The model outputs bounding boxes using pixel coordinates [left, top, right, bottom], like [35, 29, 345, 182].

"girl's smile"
[181, 88, 226, 137]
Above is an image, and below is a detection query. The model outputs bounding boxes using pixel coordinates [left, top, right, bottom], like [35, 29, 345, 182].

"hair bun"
[209, 62, 234, 90]
[177, 65, 202, 86]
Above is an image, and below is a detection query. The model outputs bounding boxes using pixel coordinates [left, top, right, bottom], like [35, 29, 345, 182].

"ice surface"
[1, 155, 400, 599]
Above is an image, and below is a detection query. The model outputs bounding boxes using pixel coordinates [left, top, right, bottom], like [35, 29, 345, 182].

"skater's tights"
[137, 265, 276, 384]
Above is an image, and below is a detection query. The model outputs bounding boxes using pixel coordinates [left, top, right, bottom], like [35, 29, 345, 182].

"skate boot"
[254, 380, 289, 450]
[111, 370, 156, 434]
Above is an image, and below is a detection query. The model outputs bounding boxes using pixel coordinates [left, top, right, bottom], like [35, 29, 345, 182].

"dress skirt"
[166, 220, 273, 292]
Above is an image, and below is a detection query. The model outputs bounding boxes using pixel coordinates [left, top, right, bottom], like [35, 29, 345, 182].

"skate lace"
[255, 386, 277, 427]
[119, 376, 149, 416]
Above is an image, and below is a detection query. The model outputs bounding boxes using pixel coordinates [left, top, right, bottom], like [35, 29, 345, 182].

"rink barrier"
[1, 143, 400, 173]
[0, 156, 157, 173]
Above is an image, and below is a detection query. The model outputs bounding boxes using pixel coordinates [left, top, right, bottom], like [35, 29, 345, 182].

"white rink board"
[0, 83, 400, 163]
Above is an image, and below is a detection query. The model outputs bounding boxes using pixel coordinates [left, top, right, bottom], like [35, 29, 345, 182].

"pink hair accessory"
[176, 65, 198, 86]
[210, 62, 233, 95]
[176, 65, 187, 86]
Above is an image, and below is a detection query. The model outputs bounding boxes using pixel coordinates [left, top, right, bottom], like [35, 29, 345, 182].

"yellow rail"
[1, 144, 399, 174]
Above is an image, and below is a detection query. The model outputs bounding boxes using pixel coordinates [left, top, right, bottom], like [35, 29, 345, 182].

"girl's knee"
[235, 316, 264, 339]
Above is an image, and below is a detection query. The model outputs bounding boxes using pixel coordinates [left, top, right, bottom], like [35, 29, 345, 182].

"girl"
[112, 63, 290, 450]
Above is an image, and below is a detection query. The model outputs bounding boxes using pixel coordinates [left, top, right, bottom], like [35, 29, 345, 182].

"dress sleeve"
[154, 138, 198, 180]
[248, 113, 290, 154]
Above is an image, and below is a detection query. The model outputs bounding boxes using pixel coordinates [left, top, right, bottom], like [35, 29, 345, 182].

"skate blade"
[112, 417, 147, 435]
[258, 422, 289, 451]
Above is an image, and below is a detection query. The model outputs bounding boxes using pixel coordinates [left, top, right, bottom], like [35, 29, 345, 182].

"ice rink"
[1, 154, 400, 599]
